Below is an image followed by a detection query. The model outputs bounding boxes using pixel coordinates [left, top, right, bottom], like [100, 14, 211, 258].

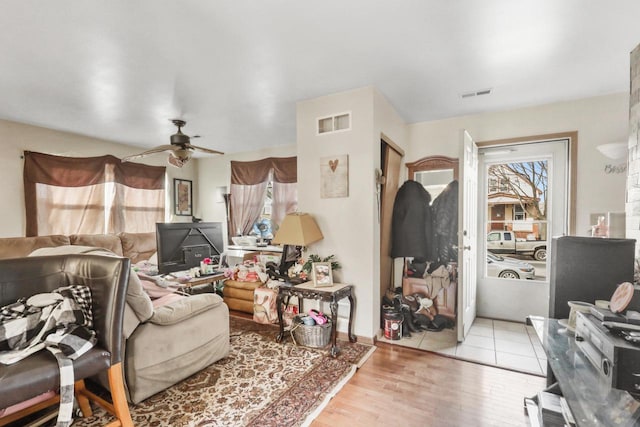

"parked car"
[486, 230, 547, 261]
[487, 251, 536, 279]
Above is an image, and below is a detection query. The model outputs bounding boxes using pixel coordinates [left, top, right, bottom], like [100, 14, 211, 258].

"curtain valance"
[230, 156, 297, 185]
[24, 152, 165, 189]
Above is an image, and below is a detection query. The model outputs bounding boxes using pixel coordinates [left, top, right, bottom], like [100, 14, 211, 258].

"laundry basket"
[290, 315, 332, 348]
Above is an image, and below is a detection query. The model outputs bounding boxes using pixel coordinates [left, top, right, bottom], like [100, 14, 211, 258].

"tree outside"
[487, 160, 548, 240]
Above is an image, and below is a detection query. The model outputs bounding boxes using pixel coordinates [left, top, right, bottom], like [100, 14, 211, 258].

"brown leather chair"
[0, 254, 133, 426]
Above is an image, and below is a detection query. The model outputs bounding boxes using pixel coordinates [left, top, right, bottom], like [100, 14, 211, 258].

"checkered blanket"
[0, 285, 96, 427]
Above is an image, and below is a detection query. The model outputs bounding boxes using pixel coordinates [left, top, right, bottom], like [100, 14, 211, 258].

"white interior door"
[457, 130, 478, 342]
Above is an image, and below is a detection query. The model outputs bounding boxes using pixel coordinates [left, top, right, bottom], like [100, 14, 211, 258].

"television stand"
[526, 316, 640, 426]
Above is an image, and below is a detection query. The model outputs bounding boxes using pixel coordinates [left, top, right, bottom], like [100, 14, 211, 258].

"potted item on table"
[302, 254, 341, 285]
[200, 257, 215, 275]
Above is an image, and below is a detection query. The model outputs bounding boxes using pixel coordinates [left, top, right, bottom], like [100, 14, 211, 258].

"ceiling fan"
[122, 119, 224, 167]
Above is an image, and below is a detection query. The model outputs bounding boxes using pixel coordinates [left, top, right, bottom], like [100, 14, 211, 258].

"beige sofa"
[0, 232, 230, 404]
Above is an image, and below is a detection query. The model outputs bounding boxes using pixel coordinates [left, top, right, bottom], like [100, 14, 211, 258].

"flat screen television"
[156, 222, 224, 275]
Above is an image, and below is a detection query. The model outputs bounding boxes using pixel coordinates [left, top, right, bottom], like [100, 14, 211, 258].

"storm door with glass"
[477, 138, 569, 321]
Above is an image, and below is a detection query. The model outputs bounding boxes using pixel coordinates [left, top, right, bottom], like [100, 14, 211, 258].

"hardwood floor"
[311, 341, 545, 427]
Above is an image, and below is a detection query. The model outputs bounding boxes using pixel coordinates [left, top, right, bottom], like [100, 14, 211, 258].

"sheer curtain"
[271, 182, 298, 227]
[230, 156, 297, 237]
[24, 151, 165, 236]
[229, 182, 269, 236]
[270, 156, 298, 228]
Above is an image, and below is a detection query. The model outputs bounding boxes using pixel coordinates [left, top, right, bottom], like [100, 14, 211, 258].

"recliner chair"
[0, 254, 133, 426]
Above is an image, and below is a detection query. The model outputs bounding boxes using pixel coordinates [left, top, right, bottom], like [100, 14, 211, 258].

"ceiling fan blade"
[184, 143, 224, 155]
[122, 145, 177, 162]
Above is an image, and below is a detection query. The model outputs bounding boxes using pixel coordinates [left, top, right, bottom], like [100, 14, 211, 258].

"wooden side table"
[182, 272, 226, 287]
[177, 272, 226, 295]
[275, 281, 356, 357]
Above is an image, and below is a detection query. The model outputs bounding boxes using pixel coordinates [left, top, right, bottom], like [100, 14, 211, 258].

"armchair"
[0, 254, 133, 426]
[27, 245, 231, 405]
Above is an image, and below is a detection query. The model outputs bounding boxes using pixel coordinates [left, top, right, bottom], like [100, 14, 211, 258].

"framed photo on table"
[174, 178, 193, 216]
[312, 262, 333, 287]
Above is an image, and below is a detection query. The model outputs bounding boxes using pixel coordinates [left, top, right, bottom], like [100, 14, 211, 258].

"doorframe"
[407, 155, 459, 181]
[379, 133, 405, 302]
[476, 131, 577, 235]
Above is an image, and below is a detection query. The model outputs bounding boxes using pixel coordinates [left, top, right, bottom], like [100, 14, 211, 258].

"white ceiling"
[2, 1, 640, 155]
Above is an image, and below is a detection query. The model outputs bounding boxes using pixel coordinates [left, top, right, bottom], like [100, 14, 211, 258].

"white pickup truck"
[487, 230, 547, 261]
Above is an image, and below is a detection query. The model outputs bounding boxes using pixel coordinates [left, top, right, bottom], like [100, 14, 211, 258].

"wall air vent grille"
[317, 112, 351, 135]
[461, 88, 493, 99]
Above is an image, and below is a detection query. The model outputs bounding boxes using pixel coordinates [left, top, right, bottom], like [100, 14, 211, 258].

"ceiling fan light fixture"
[171, 148, 192, 161]
[168, 155, 187, 168]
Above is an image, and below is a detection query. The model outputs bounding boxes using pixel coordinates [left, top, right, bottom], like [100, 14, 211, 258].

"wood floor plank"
[312, 342, 545, 427]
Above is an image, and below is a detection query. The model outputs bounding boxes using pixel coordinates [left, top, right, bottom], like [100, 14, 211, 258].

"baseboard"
[336, 330, 375, 345]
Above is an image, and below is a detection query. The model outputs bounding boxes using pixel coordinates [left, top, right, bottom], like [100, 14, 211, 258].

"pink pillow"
[140, 280, 180, 299]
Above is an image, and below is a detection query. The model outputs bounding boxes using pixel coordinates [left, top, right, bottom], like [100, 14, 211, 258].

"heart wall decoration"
[320, 154, 349, 198]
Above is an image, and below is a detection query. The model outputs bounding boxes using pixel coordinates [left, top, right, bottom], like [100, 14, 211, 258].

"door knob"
[463, 245, 471, 251]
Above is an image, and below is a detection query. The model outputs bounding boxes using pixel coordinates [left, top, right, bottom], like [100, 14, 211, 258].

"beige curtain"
[35, 183, 107, 235]
[229, 156, 297, 237]
[24, 151, 165, 236]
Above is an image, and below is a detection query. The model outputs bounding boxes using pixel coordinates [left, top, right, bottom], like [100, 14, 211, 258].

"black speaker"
[549, 236, 636, 320]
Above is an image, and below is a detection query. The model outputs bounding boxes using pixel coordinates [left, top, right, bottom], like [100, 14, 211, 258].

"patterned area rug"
[72, 316, 375, 427]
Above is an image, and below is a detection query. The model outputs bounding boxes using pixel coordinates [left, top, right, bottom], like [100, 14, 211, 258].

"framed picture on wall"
[320, 154, 349, 198]
[174, 179, 193, 216]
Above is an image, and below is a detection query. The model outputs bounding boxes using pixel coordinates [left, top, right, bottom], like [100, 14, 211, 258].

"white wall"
[0, 118, 197, 237]
[408, 93, 629, 236]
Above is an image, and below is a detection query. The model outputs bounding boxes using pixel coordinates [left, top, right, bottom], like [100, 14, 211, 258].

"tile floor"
[378, 317, 547, 376]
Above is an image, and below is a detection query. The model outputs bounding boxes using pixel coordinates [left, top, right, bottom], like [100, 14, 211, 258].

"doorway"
[379, 137, 404, 299]
[477, 137, 571, 321]
[378, 132, 575, 374]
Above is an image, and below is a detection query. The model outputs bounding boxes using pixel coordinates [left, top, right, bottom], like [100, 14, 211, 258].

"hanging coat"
[390, 180, 433, 259]
[431, 180, 459, 262]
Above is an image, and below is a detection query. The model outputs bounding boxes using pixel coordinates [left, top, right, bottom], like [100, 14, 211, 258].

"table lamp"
[271, 212, 323, 278]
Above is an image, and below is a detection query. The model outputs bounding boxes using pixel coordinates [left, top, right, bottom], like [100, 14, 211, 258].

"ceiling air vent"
[460, 88, 493, 99]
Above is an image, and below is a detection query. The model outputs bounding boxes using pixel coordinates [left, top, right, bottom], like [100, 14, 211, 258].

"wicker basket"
[290, 315, 332, 348]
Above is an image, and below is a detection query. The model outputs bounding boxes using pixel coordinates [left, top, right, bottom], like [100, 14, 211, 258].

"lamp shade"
[272, 213, 323, 246]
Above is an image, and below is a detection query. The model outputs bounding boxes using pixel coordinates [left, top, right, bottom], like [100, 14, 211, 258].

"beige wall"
[296, 86, 409, 339]
[408, 92, 629, 236]
[0, 119, 197, 237]
[296, 87, 375, 338]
